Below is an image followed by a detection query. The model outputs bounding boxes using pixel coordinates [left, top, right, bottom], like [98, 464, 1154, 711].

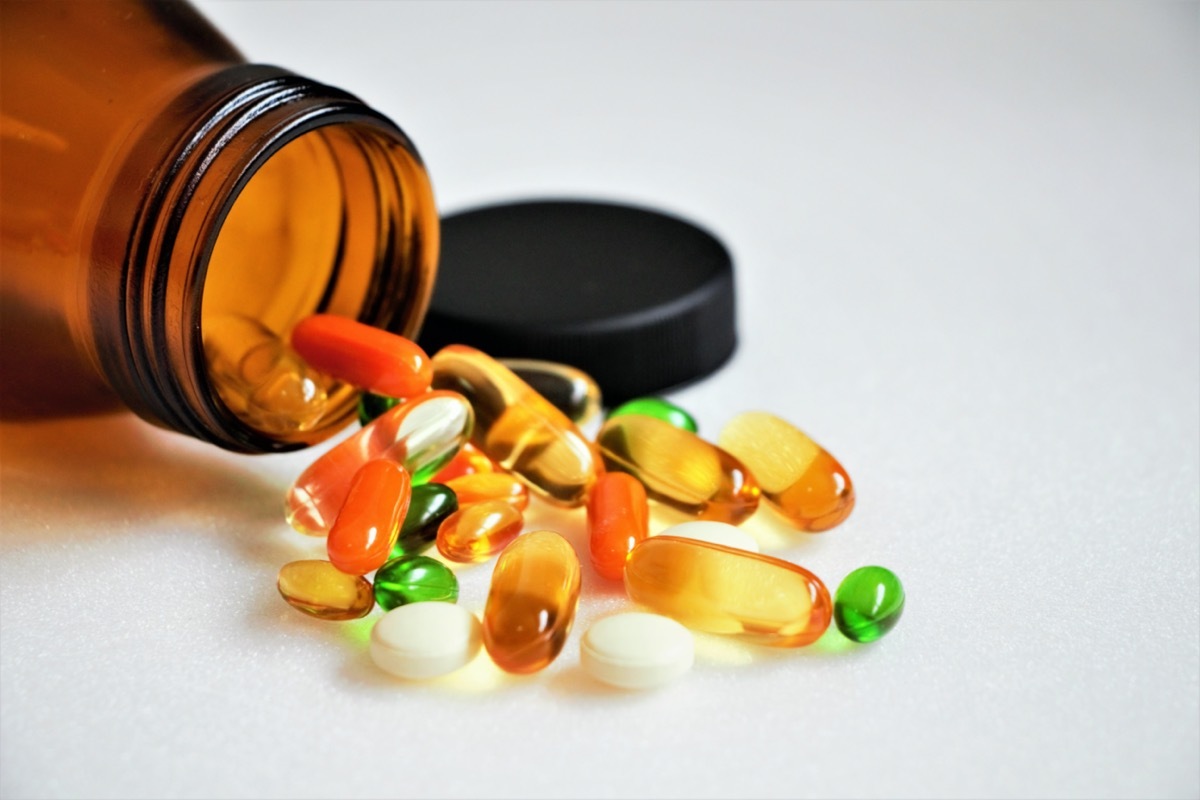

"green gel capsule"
[391, 484, 459, 559]
[500, 358, 603, 429]
[373, 555, 459, 610]
[608, 397, 698, 433]
[358, 392, 400, 426]
[834, 566, 905, 643]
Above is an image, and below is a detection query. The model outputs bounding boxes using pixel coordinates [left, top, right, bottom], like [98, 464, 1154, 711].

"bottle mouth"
[92, 66, 438, 453]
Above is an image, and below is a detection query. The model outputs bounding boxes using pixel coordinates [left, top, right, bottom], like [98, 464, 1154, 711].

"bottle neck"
[88, 64, 439, 453]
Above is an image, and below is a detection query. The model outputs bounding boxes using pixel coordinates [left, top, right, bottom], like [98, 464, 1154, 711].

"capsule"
[373, 555, 459, 610]
[718, 411, 854, 531]
[607, 397, 697, 433]
[482, 531, 582, 674]
[290, 314, 432, 400]
[285, 391, 472, 535]
[587, 472, 649, 581]
[596, 415, 759, 525]
[435, 500, 525, 563]
[429, 442, 498, 483]
[277, 560, 374, 620]
[445, 473, 529, 511]
[391, 483, 458, 558]
[500, 358, 603, 429]
[432, 345, 599, 507]
[358, 392, 399, 426]
[834, 566, 905, 643]
[624, 536, 831, 647]
[327, 460, 411, 575]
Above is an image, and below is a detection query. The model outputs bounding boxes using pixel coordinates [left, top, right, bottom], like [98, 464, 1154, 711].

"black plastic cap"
[417, 199, 737, 405]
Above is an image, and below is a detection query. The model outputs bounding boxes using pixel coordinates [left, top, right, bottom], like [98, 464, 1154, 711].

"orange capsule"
[483, 531, 582, 674]
[435, 500, 524, 563]
[430, 442, 498, 483]
[327, 460, 411, 575]
[587, 473, 648, 581]
[445, 473, 529, 511]
[290, 314, 432, 399]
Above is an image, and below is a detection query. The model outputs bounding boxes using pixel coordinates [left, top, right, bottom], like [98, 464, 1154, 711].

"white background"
[1, 2, 1197, 798]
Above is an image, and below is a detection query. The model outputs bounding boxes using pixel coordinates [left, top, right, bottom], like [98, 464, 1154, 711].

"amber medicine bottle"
[0, 0, 439, 452]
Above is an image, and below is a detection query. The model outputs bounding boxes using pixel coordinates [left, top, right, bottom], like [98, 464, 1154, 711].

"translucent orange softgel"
[432, 345, 599, 507]
[596, 414, 759, 525]
[290, 314, 432, 400]
[285, 391, 472, 534]
[587, 472, 649, 581]
[277, 560, 374, 621]
[718, 411, 854, 531]
[482, 531, 582, 674]
[430, 442, 497, 483]
[445, 473, 529, 511]
[624, 536, 832, 647]
[435, 500, 525, 563]
[327, 460, 411, 575]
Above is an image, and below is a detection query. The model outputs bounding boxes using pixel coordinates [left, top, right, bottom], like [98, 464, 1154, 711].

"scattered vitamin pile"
[259, 313, 903, 690]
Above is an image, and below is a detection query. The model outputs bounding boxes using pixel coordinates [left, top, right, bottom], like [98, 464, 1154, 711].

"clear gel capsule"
[445, 472, 529, 511]
[482, 530, 582, 674]
[326, 460, 411, 575]
[718, 411, 854, 531]
[624, 536, 832, 647]
[277, 560, 374, 621]
[500, 358, 603, 429]
[587, 472, 649, 581]
[285, 391, 472, 535]
[435, 500, 525, 563]
[596, 414, 759, 525]
[607, 396, 697, 433]
[432, 346, 599, 507]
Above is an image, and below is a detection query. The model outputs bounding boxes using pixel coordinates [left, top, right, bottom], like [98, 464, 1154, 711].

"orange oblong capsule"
[624, 536, 832, 647]
[327, 460, 411, 575]
[482, 531, 582, 674]
[596, 414, 759, 525]
[435, 500, 524, 563]
[290, 314, 432, 399]
[445, 473, 529, 511]
[587, 472, 648, 581]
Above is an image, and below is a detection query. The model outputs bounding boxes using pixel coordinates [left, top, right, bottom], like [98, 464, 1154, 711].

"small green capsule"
[834, 566, 905, 643]
[358, 392, 400, 426]
[373, 555, 459, 610]
[607, 397, 698, 433]
[391, 484, 459, 559]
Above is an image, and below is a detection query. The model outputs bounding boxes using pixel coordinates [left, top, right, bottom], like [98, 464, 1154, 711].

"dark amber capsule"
[597, 415, 759, 525]
[445, 473, 529, 511]
[500, 358, 602, 429]
[391, 483, 458, 558]
[327, 460, 411, 575]
[482, 531, 582, 674]
[587, 472, 649, 581]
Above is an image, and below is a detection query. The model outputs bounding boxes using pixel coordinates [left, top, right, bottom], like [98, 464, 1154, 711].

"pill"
[580, 612, 694, 690]
[326, 460, 411, 575]
[429, 442, 498, 483]
[285, 390, 472, 535]
[597, 414, 759, 525]
[370, 602, 482, 680]
[435, 500, 524, 563]
[432, 345, 599, 507]
[607, 396, 697, 433]
[483, 530, 581, 674]
[625, 536, 831, 647]
[834, 566, 905, 643]
[290, 314, 432, 399]
[654, 520, 759, 553]
[587, 472, 649, 581]
[277, 560, 374, 620]
[358, 392, 399, 426]
[718, 411, 854, 532]
[373, 555, 459, 610]
[391, 483, 458, 558]
[500, 358, 603, 429]
[444, 472, 529, 511]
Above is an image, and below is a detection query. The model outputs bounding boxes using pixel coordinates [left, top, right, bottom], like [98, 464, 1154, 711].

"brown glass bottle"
[0, 0, 439, 452]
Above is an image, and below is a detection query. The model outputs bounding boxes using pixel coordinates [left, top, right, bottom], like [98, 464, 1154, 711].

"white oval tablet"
[656, 520, 760, 553]
[370, 602, 481, 680]
[580, 612, 694, 689]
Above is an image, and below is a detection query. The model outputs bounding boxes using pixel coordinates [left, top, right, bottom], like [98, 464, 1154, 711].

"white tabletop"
[2, 2, 1197, 798]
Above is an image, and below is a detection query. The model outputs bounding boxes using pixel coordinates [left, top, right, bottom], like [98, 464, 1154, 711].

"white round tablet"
[370, 602, 482, 680]
[656, 520, 760, 552]
[580, 612, 694, 689]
